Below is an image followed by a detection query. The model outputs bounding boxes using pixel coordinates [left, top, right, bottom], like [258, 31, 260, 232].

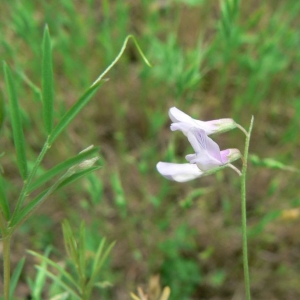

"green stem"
[11, 138, 50, 221]
[241, 116, 254, 300]
[3, 234, 11, 300]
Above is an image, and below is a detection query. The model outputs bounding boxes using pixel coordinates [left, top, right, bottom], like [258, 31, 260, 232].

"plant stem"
[11, 138, 50, 221]
[3, 234, 11, 300]
[241, 116, 254, 300]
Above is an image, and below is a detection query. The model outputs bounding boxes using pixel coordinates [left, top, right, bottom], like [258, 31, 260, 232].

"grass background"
[1, 0, 300, 299]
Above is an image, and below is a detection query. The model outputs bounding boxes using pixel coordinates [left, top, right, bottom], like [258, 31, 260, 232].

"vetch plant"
[157, 107, 253, 300]
[28, 220, 115, 300]
[0, 25, 150, 300]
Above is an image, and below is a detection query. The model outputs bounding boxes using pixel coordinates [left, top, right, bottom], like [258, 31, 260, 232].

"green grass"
[1, 0, 300, 299]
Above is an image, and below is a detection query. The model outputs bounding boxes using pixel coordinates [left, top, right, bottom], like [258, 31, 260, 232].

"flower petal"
[170, 122, 194, 135]
[187, 128, 222, 162]
[169, 107, 193, 123]
[169, 107, 237, 136]
[156, 162, 203, 182]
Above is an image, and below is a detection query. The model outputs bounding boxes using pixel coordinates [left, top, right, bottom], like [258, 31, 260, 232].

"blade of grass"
[9, 257, 26, 300]
[86, 241, 115, 293]
[3, 62, 28, 180]
[28, 250, 79, 292]
[0, 91, 5, 134]
[42, 25, 54, 134]
[32, 246, 52, 300]
[0, 172, 10, 220]
[35, 266, 81, 300]
[62, 220, 79, 264]
[28, 146, 100, 192]
[78, 222, 86, 285]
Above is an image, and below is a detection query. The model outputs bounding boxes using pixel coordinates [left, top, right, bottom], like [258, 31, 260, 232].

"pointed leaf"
[33, 246, 52, 299]
[56, 166, 101, 190]
[0, 172, 10, 220]
[92, 238, 106, 275]
[62, 220, 78, 263]
[79, 222, 86, 281]
[42, 25, 54, 134]
[35, 266, 80, 300]
[3, 62, 28, 180]
[11, 165, 101, 228]
[86, 240, 115, 292]
[0, 91, 5, 134]
[9, 257, 26, 300]
[28, 146, 100, 192]
[28, 250, 78, 291]
[49, 83, 102, 145]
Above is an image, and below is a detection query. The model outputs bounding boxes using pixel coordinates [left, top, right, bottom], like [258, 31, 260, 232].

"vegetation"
[0, 0, 300, 299]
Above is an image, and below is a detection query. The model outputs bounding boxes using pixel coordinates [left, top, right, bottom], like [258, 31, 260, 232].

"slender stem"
[241, 116, 254, 300]
[236, 123, 248, 137]
[91, 35, 151, 87]
[3, 234, 11, 300]
[11, 137, 50, 221]
[227, 163, 242, 176]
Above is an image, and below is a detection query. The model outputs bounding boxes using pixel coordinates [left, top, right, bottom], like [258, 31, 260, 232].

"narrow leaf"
[79, 222, 86, 282]
[62, 220, 78, 263]
[42, 25, 54, 134]
[28, 250, 78, 290]
[92, 238, 106, 275]
[87, 241, 115, 292]
[56, 166, 101, 190]
[3, 62, 28, 180]
[33, 246, 52, 299]
[28, 146, 100, 192]
[11, 166, 100, 228]
[10, 190, 47, 227]
[35, 266, 80, 300]
[0, 91, 5, 134]
[49, 83, 102, 145]
[9, 257, 26, 300]
[0, 172, 10, 220]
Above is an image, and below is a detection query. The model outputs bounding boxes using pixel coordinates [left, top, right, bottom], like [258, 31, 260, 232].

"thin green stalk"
[3, 234, 11, 300]
[11, 138, 50, 220]
[241, 116, 254, 300]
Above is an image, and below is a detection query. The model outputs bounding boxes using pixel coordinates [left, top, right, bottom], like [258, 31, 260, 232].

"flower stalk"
[240, 116, 254, 300]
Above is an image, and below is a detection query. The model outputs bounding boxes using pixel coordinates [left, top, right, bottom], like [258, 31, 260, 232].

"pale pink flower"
[169, 107, 237, 136]
[157, 127, 241, 182]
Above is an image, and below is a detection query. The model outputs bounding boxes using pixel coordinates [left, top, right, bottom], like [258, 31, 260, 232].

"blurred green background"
[1, 0, 300, 299]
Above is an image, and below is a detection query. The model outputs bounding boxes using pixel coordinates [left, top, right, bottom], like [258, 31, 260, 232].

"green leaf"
[42, 25, 54, 134]
[11, 165, 100, 228]
[32, 246, 52, 300]
[28, 250, 79, 293]
[48, 83, 102, 145]
[92, 238, 106, 275]
[56, 166, 101, 190]
[3, 62, 28, 180]
[0, 90, 5, 134]
[35, 266, 80, 300]
[62, 220, 78, 263]
[79, 222, 86, 282]
[86, 240, 115, 293]
[28, 146, 100, 192]
[9, 257, 26, 300]
[0, 172, 10, 220]
[10, 190, 47, 228]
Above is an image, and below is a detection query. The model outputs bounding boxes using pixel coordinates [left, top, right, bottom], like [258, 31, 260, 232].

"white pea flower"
[157, 127, 241, 182]
[169, 107, 237, 136]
